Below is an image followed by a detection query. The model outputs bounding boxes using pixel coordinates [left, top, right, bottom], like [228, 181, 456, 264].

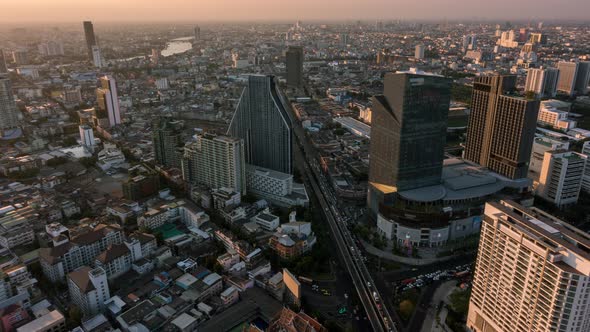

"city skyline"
[1, 0, 590, 23]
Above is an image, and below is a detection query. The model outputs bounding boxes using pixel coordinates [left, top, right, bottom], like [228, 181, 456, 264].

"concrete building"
[367, 69, 451, 217]
[181, 133, 246, 195]
[245, 164, 309, 207]
[253, 212, 280, 232]
[468, 201, 590, 332]
[497, 30, 518, 48]
[524, 67, 559, 98]
[537, 150, 586, 207]
[152, 117, 184, 168]
[79, 125, 95, 150]
[414, 44, 425, 59]
[16, 310, 66, 332]
[92, 46, 104, 68]
[96, 75, 120, 127]
[537, 99, 576, 131]
[38, 41, 64, 56]
[83, 21, 97, 60]
[229, 75, 293, 174]
[582, 141, 590, 193]
[94, 244, 132, 280]
[556, 61, 590, 96]
[286, 46, 303, 88]
[0, 75, 19, 137]
[575, 62, 590, 95]
[464, 75, 539, 180]
[68, 267, 110, 317]
[529, 137, 570, 175]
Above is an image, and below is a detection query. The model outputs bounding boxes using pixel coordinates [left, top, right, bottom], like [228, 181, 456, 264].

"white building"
[182, 134, 246, 195]
[67, 267, 110, 317]
[253, 211, 280, 232]
[96, 75, 121, 127]
[16, 310, 66, 332]
[497, 30, 518, 48]
[91, 45, 104, 68]
[414, 44, 425, 60]
[529, 136, 570, 175]
[524, 66, 559, 98]
[537, 150, 587, 207]
[94, 244, 132, 280]
[79, 125, 95, 150]
[580, 141, 590, 193]
[468, 201, 590, 332]
[155, 77, 169, 90]
[245, 164, 309, 207]
[96, 143, 125, 171]
[537, 99, 576, 131]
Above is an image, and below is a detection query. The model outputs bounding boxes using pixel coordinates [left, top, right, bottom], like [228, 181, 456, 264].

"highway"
[283, 91, 396, 331]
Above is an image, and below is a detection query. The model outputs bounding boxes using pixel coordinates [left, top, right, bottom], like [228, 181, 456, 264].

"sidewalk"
[420, 280, 456, 332]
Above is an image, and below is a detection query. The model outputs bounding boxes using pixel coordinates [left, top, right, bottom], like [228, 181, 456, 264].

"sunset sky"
[1, 0, 588, 23]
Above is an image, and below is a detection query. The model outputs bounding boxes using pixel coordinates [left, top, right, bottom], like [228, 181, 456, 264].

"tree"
[68, 306, 83, 328]
[79, 156, 97, 168]
[524, 90, 537, 100]
[449, 289, 471, 316]
[398, 299, 416, 321]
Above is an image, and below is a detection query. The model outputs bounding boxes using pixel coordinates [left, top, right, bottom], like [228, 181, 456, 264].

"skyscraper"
[367, 69, 451, 215]
[79, 125, 95, 150]
[464, 75, 539, 179]
[182, 133, 246, 194]
[524, 66, 559, 98]
[574, 61, 590, 95]
[92, 45, 104, 68]
[467, 200, 590, 332]
[414, 44, 425, 59]
[0, 50, 6, 73]
[229, 75, 293, 174]
[96, 75, 120, 127]
[286, 46, 303, 88]
[557, 61, 579, 96]
[83, 21, 97, 60]
[0, 75, 19, 136]
[152, 117, 184, 168]
[194, 25, 201, 40]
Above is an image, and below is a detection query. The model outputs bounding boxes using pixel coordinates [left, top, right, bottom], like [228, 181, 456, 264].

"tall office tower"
[182, 133, 246, 194]
[340, 33, 349, 46]
[557, 61, 579, 96]
[529, 32, 547, 45]
[0, 50, 7, 73]
[414, 44, 425, 59]
[537, 150, 587, 207]
[0, 75, 19, 136]
[463, 34, 477, 51]
[285, 46, 303, 88]
[464, 75, 539, 179]
[194, 25, 200, 40]
[518, 27, 529, 42]
[68, 267, 110, 317]
[524, 66, 559, 98]
[574, 61, 590, 95]
[152, 117, 184, 168]
[582, 141, 590, 193]
[467, 200, 590, 332]
[83, 21, 97, 60]
[96, 75, 120, 127]
[367, 69, 451, 215]
[91, 45, 104, 68]
[79, 125, 95, 149]
[228, 75, 293, 174]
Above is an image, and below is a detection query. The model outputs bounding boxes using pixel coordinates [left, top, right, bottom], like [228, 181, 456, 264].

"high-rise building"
[414, 44, 425, 59]
[582, 141, 590, 193]
[96, 75, 120, 127]
[557, 61, 579, 96]
[182, 133, 246, 194]
[467, 200, 590, 332]
[11, 50, 28, 66]
[537, 150, 587, 207]
[463, 75, 539, 179]
[497, 30, 518, 48]
[286, 46, 303, 88]
[529, 32, 547, 45]
[194, 25, 200, 40]
[524, 66, 559, 98]
[38, 41, 64, 56]
[63, 85, 82, 106]
[0, 50, 6, 73]
[518, 27, 529, 42]
[83, 21, 97, 60]
[367, 69, 451, 215]
[152, 117, 184, 168]
[228, 75, 293, 174]
[92, 45, 104, 68]
[79, 125, 95, 150]
[462, 34, 477, 51]
[340, 33, 349, 46]
[574, 61, 590, 95]
[68, 267, 110, 317]
[0, 75, 19, 136]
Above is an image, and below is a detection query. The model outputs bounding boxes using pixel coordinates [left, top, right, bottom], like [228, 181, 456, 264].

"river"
[161, 36, 194, 57]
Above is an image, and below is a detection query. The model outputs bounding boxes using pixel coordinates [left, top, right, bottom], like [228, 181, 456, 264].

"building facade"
[468, 201, 590, 332]
[286, 46, 303, 88]
[0, 75, 19, 137]
[367, 70, 451, 216]
[537, 150, 586, 207]
[181, 134, 246, 195]
[152, 117, 184, 168]
[228, 75, 293, 174]
[464, 75, 539, 180]
[68, 267, 110, 317]
[96, 75, 120, 127]
[525, 67, 559, 98]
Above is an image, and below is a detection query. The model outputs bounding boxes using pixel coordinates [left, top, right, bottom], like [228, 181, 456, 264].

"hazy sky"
[1, 0, 589, 23]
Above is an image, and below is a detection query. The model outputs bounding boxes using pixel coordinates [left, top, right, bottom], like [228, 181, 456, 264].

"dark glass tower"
[83, 21, 97, 60]
[464, 75, 539, 179]
[367, 71, 451, 216]
[152, 117, 184, 168]
[228, 75, 293, 174]
[286, 46, 303, 88]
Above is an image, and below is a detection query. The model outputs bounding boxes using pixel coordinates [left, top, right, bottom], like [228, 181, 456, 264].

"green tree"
[68, 306, 83, 328]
